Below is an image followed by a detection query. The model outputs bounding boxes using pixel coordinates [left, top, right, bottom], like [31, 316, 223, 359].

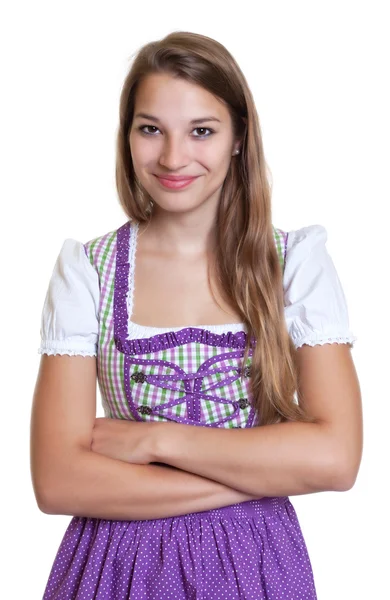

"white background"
[1, 1, 388, 598]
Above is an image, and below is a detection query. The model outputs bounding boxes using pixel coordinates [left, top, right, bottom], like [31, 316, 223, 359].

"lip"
[154, 175, 199, 189]
[154, 174, 199, 181]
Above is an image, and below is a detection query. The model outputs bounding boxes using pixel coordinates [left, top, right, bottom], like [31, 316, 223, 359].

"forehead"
[133, 73, 229, 123]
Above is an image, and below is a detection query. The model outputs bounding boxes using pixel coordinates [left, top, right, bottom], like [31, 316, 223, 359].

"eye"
[192, 127, 214, 138]
[138, 125, 214, 139]
[139, 125, 160, 135]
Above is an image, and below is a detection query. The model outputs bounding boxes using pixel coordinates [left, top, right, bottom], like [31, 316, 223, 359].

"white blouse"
[38, 224, 357, 357]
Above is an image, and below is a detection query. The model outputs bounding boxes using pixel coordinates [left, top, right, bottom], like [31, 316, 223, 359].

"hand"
[91, 417, 159, 464]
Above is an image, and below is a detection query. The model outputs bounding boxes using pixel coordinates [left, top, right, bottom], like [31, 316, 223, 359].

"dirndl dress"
[42, 220, 318, 599]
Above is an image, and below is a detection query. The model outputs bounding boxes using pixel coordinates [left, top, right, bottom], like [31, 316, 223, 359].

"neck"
[139, 199, 219, 256]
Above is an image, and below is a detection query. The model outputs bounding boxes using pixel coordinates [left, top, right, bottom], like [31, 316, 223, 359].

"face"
[129, 73, 240, 215]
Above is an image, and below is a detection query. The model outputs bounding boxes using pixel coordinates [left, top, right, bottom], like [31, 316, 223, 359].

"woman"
[31, 30, 362, 599]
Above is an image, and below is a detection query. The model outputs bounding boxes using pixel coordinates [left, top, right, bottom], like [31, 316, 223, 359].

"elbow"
[38, 496, 58, 515]
[31, 469, 55, 513]
[32, 448, 89, 515]
[335, 461, 361, 491]
[32, 464, 73, 515]
[33, 478, 62, 514]
[33, 485, 58, 514]
[332, 470, 358, 492]
[321, 428, 363, 492]
[325, 453, 361, 492]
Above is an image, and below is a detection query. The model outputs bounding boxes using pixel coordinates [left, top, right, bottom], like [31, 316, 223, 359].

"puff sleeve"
[283, 224, 357, 349]
[38, 239, 100, 357]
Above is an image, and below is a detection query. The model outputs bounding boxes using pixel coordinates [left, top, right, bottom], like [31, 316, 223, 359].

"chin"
[153, 198, 202, 213]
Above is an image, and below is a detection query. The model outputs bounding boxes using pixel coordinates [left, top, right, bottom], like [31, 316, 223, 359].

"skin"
[30, 73, 257, 521]
[31, 73, 363, 522]
[91, 73, 363, 496]
[130, 72, 240, 224]
[93, 72, 249, 471]
[127, 72, 243, 328]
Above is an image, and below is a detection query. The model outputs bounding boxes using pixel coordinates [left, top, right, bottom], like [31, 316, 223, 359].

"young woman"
[31, 31, 362, 599]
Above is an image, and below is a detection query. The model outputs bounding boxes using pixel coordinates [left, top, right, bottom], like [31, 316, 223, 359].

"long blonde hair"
[115, 31, 316, 426]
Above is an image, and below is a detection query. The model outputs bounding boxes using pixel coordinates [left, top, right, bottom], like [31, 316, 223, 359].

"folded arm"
[152, 344, 363, 497]
[30, 355, 257, 521]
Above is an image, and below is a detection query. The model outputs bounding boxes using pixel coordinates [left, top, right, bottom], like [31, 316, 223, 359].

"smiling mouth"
[154, 175, 199, 181]
[154, 175, 199, 189]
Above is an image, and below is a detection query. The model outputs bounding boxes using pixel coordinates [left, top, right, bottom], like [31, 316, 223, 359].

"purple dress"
[42, 221, 318, 599]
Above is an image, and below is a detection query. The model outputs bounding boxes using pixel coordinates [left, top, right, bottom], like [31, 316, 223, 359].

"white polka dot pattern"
[43, 499, 317, 598]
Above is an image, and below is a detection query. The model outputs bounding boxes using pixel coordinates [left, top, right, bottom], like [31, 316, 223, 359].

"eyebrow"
[134, 112, 221, 125]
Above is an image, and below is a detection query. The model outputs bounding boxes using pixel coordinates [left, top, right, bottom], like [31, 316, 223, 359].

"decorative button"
[138, 405, 152, 415]
[238, 398, 250, 409]
[243, 366, 251, 378]
[131, 371, 147, 383]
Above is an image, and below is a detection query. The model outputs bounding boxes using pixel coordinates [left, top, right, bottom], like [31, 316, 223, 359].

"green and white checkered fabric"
[84, 221, 287, 425]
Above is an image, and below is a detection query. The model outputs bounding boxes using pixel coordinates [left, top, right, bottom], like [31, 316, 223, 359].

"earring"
[233, 149, 240, 155]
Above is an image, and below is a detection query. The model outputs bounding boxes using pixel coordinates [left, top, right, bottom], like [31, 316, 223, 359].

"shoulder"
[83, 222, 128, 269]
[272, 224, 326, 271]
[50, 220, 130, 291]
[285, 223, 327, 253]
[37, 223, 130, 357]
[281, 223, 357, 349]
[282, 223, 329, 278]
[282, 222, 332, 293]
[38, 235, 103, 357]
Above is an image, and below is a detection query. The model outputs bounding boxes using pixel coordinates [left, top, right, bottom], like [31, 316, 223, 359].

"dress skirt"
[43, 496, 317, 599]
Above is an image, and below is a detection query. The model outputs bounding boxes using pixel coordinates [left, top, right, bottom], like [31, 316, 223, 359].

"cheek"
[205, 155, 232, 177]
[129, 133, 146, 160]
[201, 137, 233, 168]
[129, 144, 154, 179]
[195, 141, 231, 168]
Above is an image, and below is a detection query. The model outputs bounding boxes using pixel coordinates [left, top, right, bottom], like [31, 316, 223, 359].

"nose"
[158, 137, 190, 171]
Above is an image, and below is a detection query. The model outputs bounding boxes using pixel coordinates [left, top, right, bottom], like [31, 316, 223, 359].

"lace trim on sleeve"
[293, 334, 357, 349]
[38, 339, 97, 357]
[38, 348, 97, 357]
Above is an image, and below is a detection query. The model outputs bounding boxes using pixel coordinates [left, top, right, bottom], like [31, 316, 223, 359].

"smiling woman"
[31, 30, 362, 600]
[128, 73, 239, 212]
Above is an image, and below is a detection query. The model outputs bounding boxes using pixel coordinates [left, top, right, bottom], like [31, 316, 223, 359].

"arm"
[30, 355, 257, 521]
[152, 343, 363, 497]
